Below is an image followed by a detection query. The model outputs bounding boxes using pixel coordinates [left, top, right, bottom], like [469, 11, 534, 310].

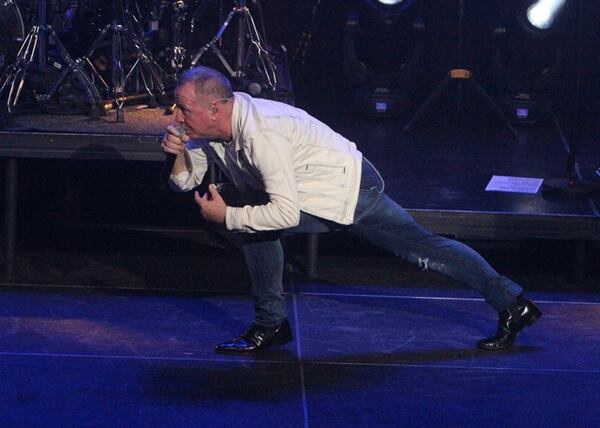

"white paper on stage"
[485, 175, 544, 194]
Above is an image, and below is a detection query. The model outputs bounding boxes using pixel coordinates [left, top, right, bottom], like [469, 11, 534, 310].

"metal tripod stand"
[82, 0, 167, 122]
[190, 0, 278, 92]
[0, 0, 104, 117]
[135, 0, 188, 83]
[541, 0, 600, 198]
[403, 0, 518, 138]
[165, 0, 188, 80]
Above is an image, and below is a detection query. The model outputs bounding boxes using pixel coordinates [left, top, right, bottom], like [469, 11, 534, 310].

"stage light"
[375, 0, 408, 6]
[523, 0, 567, 32]
[365, 0, 415, 15]
[492, 0, 569, 123]
[343, 0, 424, 117]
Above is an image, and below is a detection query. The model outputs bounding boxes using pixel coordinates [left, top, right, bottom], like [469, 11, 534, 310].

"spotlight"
[492, 0, 568, 123]
[521, 0, 567, 32]
[368, 0, 413, 10]
[343, 0, 424, 117]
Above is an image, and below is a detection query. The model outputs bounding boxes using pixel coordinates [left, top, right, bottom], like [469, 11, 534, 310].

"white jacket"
[171, 92, 363, 232]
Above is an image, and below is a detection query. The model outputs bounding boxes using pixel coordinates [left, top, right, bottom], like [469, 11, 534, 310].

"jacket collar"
[229, 92, 247, 151]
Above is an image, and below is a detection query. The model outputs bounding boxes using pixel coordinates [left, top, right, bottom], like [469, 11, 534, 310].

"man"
[161, 66, 541, 354]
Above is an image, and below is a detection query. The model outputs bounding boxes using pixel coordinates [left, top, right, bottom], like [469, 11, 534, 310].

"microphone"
[160, 125, 186, 189]
[172, 124, 186, 137]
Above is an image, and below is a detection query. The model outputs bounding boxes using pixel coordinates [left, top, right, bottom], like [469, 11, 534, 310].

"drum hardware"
[145, 0, 189, 81]
[189, 0, 215, 37]
[2, 0, 26, 30]
[190, 0, 278, 93]
[0, 0, 26, 70]
[167, 0, 188, 78]
[101, 92, 158, 111]
[0, 0, 104, 118]
[81, 0, 168, 122]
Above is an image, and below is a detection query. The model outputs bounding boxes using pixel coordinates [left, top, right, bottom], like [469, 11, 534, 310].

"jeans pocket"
[354, 187, 384, 223]
[360, 158, 385, 194]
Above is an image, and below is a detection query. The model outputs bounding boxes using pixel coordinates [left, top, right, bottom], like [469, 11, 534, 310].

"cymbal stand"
[170, 0, 188, 77]
[0, 25, 39, 112]
[0, 0, 103, 117]
[190, 0, 277, 91]
[82, 0, 167, 122]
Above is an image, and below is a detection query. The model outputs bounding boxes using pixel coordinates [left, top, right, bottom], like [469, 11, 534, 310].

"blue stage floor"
[0, 283, 598, 427]
[1, 57, 600, 428]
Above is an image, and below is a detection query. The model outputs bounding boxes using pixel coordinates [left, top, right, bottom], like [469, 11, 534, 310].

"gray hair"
[178, 66, 233, 103]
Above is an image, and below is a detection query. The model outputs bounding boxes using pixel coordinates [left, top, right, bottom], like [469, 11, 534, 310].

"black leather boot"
[215, 319, 293, 354]
[477, 296, 542, 350]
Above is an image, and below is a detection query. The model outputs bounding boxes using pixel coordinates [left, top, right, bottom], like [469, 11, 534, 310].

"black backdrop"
[261, 0, 600, 120]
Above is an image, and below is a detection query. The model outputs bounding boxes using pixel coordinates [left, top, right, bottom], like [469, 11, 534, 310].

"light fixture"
[526, 0, 567, 31]
[492, 0, 569, 123]
[540, 0, 600, 197]
[370, 0, 413, 9]
[343, 0, 424, 117]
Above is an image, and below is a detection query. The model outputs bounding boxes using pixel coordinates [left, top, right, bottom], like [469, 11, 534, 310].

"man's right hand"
[161, 125, 190, 155]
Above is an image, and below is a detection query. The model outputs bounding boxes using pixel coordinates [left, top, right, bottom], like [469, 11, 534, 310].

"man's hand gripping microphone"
[160, 124, 187, 189]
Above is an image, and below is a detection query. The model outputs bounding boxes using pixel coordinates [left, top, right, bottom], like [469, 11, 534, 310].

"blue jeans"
[242, 160, 523, 326]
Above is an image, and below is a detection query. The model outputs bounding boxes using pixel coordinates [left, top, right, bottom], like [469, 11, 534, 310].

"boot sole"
[214, 334, 293, 354]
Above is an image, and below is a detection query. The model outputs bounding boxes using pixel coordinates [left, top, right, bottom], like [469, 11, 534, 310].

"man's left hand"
[195, 184, 227, 224]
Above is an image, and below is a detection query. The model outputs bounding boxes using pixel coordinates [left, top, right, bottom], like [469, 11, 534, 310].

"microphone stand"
[541, 0, 600, 197]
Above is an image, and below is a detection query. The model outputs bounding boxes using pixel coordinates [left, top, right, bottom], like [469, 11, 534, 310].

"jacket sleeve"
[225, 130, 301, 232]
[169, 140, 211, 192]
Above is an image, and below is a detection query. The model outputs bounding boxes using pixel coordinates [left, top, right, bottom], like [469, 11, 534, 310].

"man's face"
[173, 82, 218, 139]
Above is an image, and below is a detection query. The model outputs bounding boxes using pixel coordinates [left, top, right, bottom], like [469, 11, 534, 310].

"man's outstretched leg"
[351, 190, 541, 350]
[215, 232, 292, 354]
